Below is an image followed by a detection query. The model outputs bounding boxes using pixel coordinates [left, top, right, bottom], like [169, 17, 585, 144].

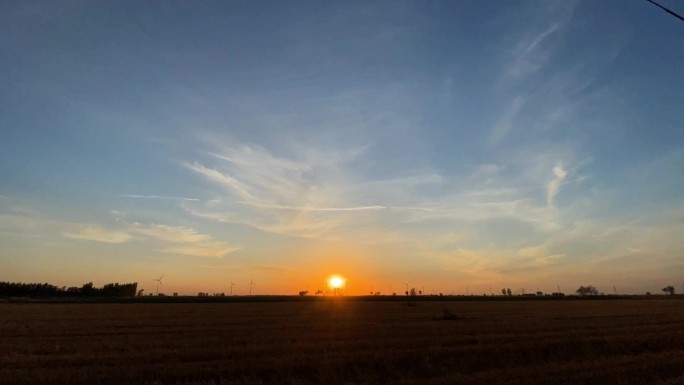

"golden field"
[2, 299, 684, 384]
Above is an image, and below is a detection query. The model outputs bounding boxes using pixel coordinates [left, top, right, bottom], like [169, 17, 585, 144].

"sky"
[1, 0, 683, 296]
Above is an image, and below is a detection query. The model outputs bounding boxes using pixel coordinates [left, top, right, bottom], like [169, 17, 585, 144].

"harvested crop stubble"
[1, 299, 684, 384]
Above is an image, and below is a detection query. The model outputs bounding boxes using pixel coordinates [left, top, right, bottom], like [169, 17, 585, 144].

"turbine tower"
[153, 275, 164, 295]
[230, 281, 237, 296]
[249, 279, 255, 295]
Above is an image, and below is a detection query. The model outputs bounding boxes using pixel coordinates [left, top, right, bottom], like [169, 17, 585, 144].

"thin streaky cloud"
[386, 206, 434, 212]
[489, 96, 525, 144]
[236, 201, 386, 212]
[206, 150, 308, 174]
[525, 23, 560, 52]
[163, 244, 241, 258]
[120, 194, 200, 201]
[235, 201, 432, 212]
[184, 162, 261, 204]
[62, 224, 132, 244]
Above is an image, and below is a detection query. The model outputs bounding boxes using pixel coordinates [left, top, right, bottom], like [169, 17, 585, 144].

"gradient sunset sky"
[2, 1, 683, 295]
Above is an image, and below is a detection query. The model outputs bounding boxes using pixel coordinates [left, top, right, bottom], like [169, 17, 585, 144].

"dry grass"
[1, 299, 684, 384]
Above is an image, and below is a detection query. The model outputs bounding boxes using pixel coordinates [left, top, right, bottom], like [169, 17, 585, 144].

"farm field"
[2, 299, 684, 385]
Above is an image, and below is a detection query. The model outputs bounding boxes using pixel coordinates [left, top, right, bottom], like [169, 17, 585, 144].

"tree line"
[0, 281, 138, 298]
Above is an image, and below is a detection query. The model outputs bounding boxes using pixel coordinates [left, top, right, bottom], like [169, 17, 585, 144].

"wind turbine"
[230, 281, 238, 296]
[249, 279, 255, 295]
[153, 275, 164, 295]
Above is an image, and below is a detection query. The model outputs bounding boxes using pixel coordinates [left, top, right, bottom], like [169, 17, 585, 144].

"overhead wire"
[645, 0, 684, 23]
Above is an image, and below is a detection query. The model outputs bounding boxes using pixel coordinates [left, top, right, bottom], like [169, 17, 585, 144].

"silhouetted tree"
[576, 285, 598, 296]
[101, 282, 138, 297]
[506, 288, 512, 296]
[501, 288, 506, 296]
[81, 282, 95, 296]
[0, 282, 59, 297]
[0, 281, 136, 298]
[662, 286, 675, 295]
[409, 288, 417, 296]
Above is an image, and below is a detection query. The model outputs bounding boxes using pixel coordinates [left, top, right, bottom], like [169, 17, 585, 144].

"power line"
[646, 0, 684, 23]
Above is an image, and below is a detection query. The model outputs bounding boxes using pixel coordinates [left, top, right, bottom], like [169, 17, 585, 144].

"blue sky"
[1, 0, 683, 295]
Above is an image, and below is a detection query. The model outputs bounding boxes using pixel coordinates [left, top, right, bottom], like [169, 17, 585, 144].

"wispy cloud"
[547, 162, 568, 208]
[489, 95, 525, 144]
[237, 201, 387, 212]
[130, 223, 212, 243]
[126, 222, 239, 258]
[120, 194, 200, 201]
[0, 200, 239, 257]
[183, 139, 569, 245]
[504, 2, 575, 84]
[59, 220, 239, 257]
[525, 23, 560, 53]
[184, 162, 260, 204]
[491, 2, 578, 144]
[62, 224, 132, 243]
[183, 143, 383, 239]
[0, 205, 132, 243]
[163, 242, 240, 258]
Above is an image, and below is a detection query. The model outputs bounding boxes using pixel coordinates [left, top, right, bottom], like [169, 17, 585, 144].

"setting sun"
[328, 275, 345, 289]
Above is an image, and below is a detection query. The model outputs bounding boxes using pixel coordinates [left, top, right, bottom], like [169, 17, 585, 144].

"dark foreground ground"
[2, 299, 684, 385]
